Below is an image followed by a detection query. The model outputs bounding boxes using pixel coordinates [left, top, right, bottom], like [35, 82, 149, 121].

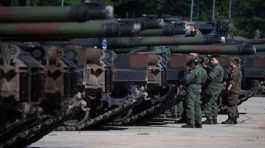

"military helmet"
[207, 54, 220, 59]
[187, 57, 199, 66]
[198, 55, 209, 64]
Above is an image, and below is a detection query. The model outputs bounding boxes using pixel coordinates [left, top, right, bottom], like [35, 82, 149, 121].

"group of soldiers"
[178, 54, 242, 128]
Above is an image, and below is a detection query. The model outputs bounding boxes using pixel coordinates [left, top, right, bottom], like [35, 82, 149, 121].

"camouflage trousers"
[226, 92, 240, 120]
[177, 101, 185, 119]
[185, 91, 202, 126]
[204, 92, 219, 120]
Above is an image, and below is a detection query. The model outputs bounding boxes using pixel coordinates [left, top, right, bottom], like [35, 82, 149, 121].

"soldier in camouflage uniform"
[176, 53, 199, 123]
[222, 57, 242, 124]
[203, 56, 224, 124]
[182, 57, 207, 128]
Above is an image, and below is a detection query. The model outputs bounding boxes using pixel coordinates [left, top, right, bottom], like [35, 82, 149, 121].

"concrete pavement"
[29, 97, 265, 148]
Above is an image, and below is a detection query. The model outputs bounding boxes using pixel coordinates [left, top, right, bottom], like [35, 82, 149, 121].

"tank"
[0, 43, 51, 148]
[238, 43, 265, 95]
[0, 4, 113, 22]
[0, 38, 257, 147]
[0, 14, 259, 147]
[107, 42, 256, 125]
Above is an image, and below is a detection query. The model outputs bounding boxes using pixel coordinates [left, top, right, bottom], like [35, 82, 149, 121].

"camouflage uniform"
[222, 66, 242, 124]
[182, 61, 207, 128]
[204, 64, 224, 124]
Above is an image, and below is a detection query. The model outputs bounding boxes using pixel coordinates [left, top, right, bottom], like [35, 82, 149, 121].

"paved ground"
[30, 97, 265, 148]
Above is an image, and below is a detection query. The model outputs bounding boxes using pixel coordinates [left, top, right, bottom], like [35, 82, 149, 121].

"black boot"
[175, 118, 186, 123]
[202, 119, 213, 124]
[221, 118, 235, 124]
[181, 124, 195, 128]
[195, 123, 202, 128]
[233, 118, 238, 124]
[213, 118, 218, 124]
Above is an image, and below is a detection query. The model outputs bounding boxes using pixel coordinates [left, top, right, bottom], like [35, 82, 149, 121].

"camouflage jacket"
[185, 65, 207, 94]
[228, 66, 242, 93]
[205, 64, 224, 94]
[199, 65, 208, 85]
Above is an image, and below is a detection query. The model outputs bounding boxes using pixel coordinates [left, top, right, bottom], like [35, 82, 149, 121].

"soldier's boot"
[221, 118, 235, 124]
[202, 119, 214, 124]
[213, 118, 218, 124]
[195, 123, 202, 128]
[232, 118, 238, 124]
[175, 118, 186, 123]
[236, 112, 239, 119]
[181, 124, 195, 128]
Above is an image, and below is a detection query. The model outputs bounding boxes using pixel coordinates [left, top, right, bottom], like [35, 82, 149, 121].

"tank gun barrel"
[0, 22, 196, 41]
[0, 4, 113, 22]
[69, 36, 223, 49]
[112, 44, 255, 55]
[225, 38, 265, 45]
[248, 39, 265, 45]
[255, 44, 265, 52]
[0, 21, 141, 40]
[170, 44, 256, 55]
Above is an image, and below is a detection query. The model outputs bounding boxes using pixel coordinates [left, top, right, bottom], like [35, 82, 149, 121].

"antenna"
[228, 0, 233, 20]
[61, 0, 64, 7]
[190, 0, 194, 22]
[212, 0, 216, 22]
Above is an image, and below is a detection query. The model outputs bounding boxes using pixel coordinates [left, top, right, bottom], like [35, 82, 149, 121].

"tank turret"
[118, 17, 164, 29]
[139, 23, 196, 36]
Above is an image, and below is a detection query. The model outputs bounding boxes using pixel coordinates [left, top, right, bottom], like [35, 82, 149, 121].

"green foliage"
[233, 0, 265, 37]
[64, 0, 80, 5]
[112, 0, 265, 37]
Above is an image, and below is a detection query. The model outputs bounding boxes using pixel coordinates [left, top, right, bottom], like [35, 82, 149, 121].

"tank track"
[0, 109, 78, 148]
[0, 115, 64, 148]
[219, 87, 258, 114]
[0, 117, 37, 144]
[57, 96, 143, 131]
[238, 88, 257, 105]
[112, 86, 183, 125]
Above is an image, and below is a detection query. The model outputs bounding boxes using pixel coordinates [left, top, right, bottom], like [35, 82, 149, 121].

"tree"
[233, 0, 265, 37]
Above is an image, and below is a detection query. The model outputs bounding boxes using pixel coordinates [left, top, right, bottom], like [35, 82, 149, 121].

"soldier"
[182, 57, 207, 128]
[176, 53, 199, 123]
[203, 55, 224, 124]
[222, 57, 242, 124]
[199, 55, 210, 112]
